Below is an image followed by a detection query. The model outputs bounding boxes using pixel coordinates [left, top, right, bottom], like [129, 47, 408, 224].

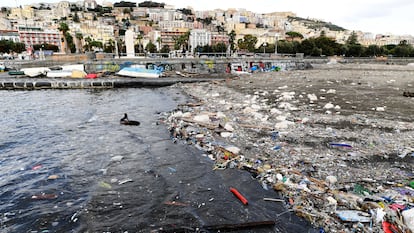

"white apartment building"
[158, 20, 194, 30]
[189, 29, 211, 54]
[0, 30, 20, 42]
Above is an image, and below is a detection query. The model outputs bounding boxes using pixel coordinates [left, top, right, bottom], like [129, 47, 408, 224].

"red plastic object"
[32, 164, 42, 170]
[86, 73, 98, 79]
[382, 221, 399, 233]
[230, 187, 248, 205]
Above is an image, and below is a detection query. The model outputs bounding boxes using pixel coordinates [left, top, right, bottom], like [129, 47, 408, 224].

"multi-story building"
[0, 30, 20, 42]
[211, 32, 229, 46]
[158, 20, 194, 31]
[18, 26, 61, 49]
[189, 29, 211, 53]
[158, 28, 188, 51]
[84, 0, 98, 10]
[55, 1, 71, 19]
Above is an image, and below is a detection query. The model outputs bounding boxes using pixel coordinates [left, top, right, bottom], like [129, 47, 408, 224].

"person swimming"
[120, 113, 140, 126]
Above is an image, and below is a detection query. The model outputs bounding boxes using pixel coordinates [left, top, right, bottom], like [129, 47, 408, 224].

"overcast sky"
[3, 0, 414, 36]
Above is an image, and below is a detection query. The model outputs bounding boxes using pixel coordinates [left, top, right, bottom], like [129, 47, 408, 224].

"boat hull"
[116, 67, 161, 78]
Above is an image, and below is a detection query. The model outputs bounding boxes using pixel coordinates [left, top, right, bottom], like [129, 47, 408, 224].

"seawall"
[0, 77, 226, 90]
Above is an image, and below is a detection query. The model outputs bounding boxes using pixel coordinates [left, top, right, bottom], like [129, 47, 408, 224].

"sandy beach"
[165, 63, 414, 232]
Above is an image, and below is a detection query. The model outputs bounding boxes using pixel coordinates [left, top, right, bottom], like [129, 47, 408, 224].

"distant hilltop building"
[84, 0, 98, 10]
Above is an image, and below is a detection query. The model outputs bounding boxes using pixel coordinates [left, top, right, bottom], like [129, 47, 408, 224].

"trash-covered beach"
[163, 63, 414, 232]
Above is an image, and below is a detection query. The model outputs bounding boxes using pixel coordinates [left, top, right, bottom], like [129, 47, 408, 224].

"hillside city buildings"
[0, 0, 413, 55]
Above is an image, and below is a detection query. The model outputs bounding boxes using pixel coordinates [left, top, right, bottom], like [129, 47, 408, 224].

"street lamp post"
[263, 42, 267, 55]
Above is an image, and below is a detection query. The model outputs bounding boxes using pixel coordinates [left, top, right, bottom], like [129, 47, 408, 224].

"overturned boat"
[46, 64, 86, 78]
[21, 67, 51, 77]
[116, 66, 161, 78]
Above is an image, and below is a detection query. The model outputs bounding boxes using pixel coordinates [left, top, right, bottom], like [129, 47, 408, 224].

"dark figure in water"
[120, 113, 140, 126]
[403, 91, 414, 97]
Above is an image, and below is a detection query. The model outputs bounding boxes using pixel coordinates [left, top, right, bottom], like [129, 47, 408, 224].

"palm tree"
[84, 36, 92, 52]
[75, 32, 83, 53]
[58, 22, 69, 53]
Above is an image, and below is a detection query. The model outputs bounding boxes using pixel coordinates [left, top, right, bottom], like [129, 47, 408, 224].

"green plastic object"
[409, 181, 414, 189]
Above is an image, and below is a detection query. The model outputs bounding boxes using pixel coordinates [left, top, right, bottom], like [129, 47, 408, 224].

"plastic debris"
[230, 187, 248, 205]
[31, 193, 58, 200]
[47, 175, 59, 180]
[336, 210, 371, 222]
[32, 164, 42, 170]
[402, 208, 414, 232]
[329, 142, 352, 148]
[99, 181, 112, 189]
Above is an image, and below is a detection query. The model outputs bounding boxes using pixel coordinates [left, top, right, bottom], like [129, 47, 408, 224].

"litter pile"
[160, 65, 414, 232]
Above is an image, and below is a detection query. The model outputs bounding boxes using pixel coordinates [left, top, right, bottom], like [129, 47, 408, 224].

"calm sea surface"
[0, 87, 316, 233]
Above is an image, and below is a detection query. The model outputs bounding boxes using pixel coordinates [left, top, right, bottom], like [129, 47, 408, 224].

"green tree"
[160, 45, 170, 56]
[145, 41, 157, 53]
[298, 38, 316, 56]
[12, 42, 25, 53]
[228, 30, 236, 53]
[90, 40, 103, 50]
[365, 44, 383, 57]
[237, 34, 257, 52]
[3, 41, 24, 53]
[65, 32, 76, 53]
[344, 31, 363, 57]
[212, 42, 227, 53]
[346, 31, 359, 45]
[285, 31, 304, 40]
[104, 39, 115, 53]
[33, 43, 58, 52]
[84, 36, 92, 51]
[274, 40, 299, 54]
[173, 31, 190, 51]
[314, 35, 341, 56]
[393, 40, 413, 57]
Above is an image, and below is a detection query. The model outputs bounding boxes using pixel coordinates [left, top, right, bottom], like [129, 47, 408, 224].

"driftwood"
[239, 123, 274, 130]
[178, 101, 204, 107]
[180, 117, 218, 130]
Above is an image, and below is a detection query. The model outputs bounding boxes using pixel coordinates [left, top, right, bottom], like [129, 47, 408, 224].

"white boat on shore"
[46, 70, 73, 78]
[116, 66, 161, 78]
[21, 67, 51, 77]
[46, 64, 86, 78]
